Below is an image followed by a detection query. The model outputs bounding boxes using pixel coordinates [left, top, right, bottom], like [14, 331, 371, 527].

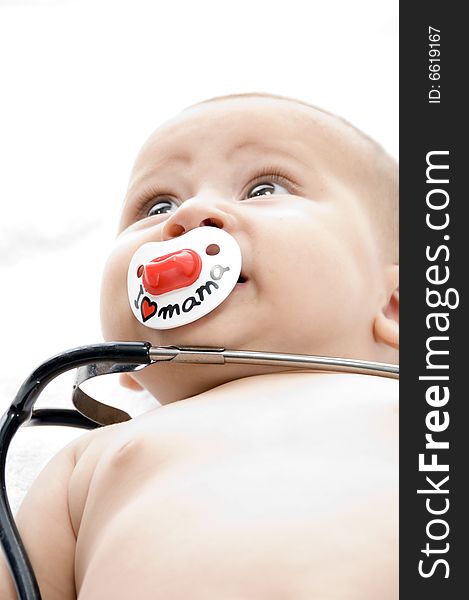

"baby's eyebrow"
[142, 152, 192, 171]
[128, 154, 191, 191]
[226, 140, 311, 168]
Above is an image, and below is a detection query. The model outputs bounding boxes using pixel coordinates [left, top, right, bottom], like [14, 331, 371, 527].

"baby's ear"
[119, 373, 144, 391]
[373, 264, 399, 350]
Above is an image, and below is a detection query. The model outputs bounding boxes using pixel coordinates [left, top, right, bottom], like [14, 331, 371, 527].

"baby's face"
[101, 97, 388, 372]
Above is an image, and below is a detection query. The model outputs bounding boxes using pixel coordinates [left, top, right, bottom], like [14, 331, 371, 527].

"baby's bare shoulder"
[68, 419, 132, 525]
[73, 419, 123, 459]
[72, 407, 166, 461]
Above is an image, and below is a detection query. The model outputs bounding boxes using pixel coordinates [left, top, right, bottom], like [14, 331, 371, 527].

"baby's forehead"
[134, 98, 365, 171]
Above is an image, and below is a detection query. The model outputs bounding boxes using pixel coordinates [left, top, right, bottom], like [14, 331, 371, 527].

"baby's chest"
[73, 383, 396, 529]
[71, 377, 398, 597]
[74, 395, 396, 542]
[73, 418, 397, 599]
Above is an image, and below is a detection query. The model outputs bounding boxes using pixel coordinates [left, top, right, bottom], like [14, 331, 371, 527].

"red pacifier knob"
[141, 249, 202, 295]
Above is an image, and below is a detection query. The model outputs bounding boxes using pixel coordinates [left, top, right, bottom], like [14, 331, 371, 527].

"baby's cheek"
[100, 248, 134, 339]
[293, 238, 366, 323]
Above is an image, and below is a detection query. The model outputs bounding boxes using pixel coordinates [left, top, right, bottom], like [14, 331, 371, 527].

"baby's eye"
[147, 198, 178, 217]
[247, 181, 289, 198]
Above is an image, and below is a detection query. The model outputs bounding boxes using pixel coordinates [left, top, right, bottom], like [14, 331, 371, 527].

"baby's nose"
[161, 196, 232, 240]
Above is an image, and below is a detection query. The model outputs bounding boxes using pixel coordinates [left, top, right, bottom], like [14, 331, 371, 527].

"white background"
[0, 0, 398, 512]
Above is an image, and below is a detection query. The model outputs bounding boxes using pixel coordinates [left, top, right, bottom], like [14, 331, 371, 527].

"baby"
[1, 93, 399, 599]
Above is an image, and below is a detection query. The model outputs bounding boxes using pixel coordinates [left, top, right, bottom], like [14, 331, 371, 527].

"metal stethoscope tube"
[0, 342, 398, 600]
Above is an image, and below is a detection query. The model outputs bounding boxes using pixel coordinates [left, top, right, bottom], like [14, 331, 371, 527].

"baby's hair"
[186, 92, 399, 264]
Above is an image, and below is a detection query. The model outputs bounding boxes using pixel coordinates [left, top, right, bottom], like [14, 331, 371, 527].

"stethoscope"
[0, 228, 399, 599]
[0, 342, 398, 600]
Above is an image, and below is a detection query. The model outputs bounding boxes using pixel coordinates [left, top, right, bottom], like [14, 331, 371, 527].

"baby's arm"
[0, 439, 78, 600]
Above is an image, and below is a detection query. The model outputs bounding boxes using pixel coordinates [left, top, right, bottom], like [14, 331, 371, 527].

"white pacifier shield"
[128, 228, 242, 329]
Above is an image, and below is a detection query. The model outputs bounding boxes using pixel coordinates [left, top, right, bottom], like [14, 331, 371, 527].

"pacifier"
[127, 228, 242, 329]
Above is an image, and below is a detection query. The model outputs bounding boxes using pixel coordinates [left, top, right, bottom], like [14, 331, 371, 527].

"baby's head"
[101, 93, 399, 404]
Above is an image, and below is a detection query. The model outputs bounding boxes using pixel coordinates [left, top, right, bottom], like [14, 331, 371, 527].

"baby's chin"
[102, 295, 328, 356]
[103, 310, 326, 356]
[110, 299, 256, 349]
[102, 319, 239, 352]
[138, 318, 255, 351]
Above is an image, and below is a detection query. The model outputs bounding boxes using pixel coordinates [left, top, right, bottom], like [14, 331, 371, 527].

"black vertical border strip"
[400, 3, 467, 598]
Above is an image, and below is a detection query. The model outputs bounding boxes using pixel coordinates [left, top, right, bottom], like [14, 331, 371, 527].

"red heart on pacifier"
[141, 297, 157, 322]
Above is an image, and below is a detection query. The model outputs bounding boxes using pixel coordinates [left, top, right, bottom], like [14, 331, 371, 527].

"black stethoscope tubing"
[0, 342, 398, 600]
[0, 343, 152, 600]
